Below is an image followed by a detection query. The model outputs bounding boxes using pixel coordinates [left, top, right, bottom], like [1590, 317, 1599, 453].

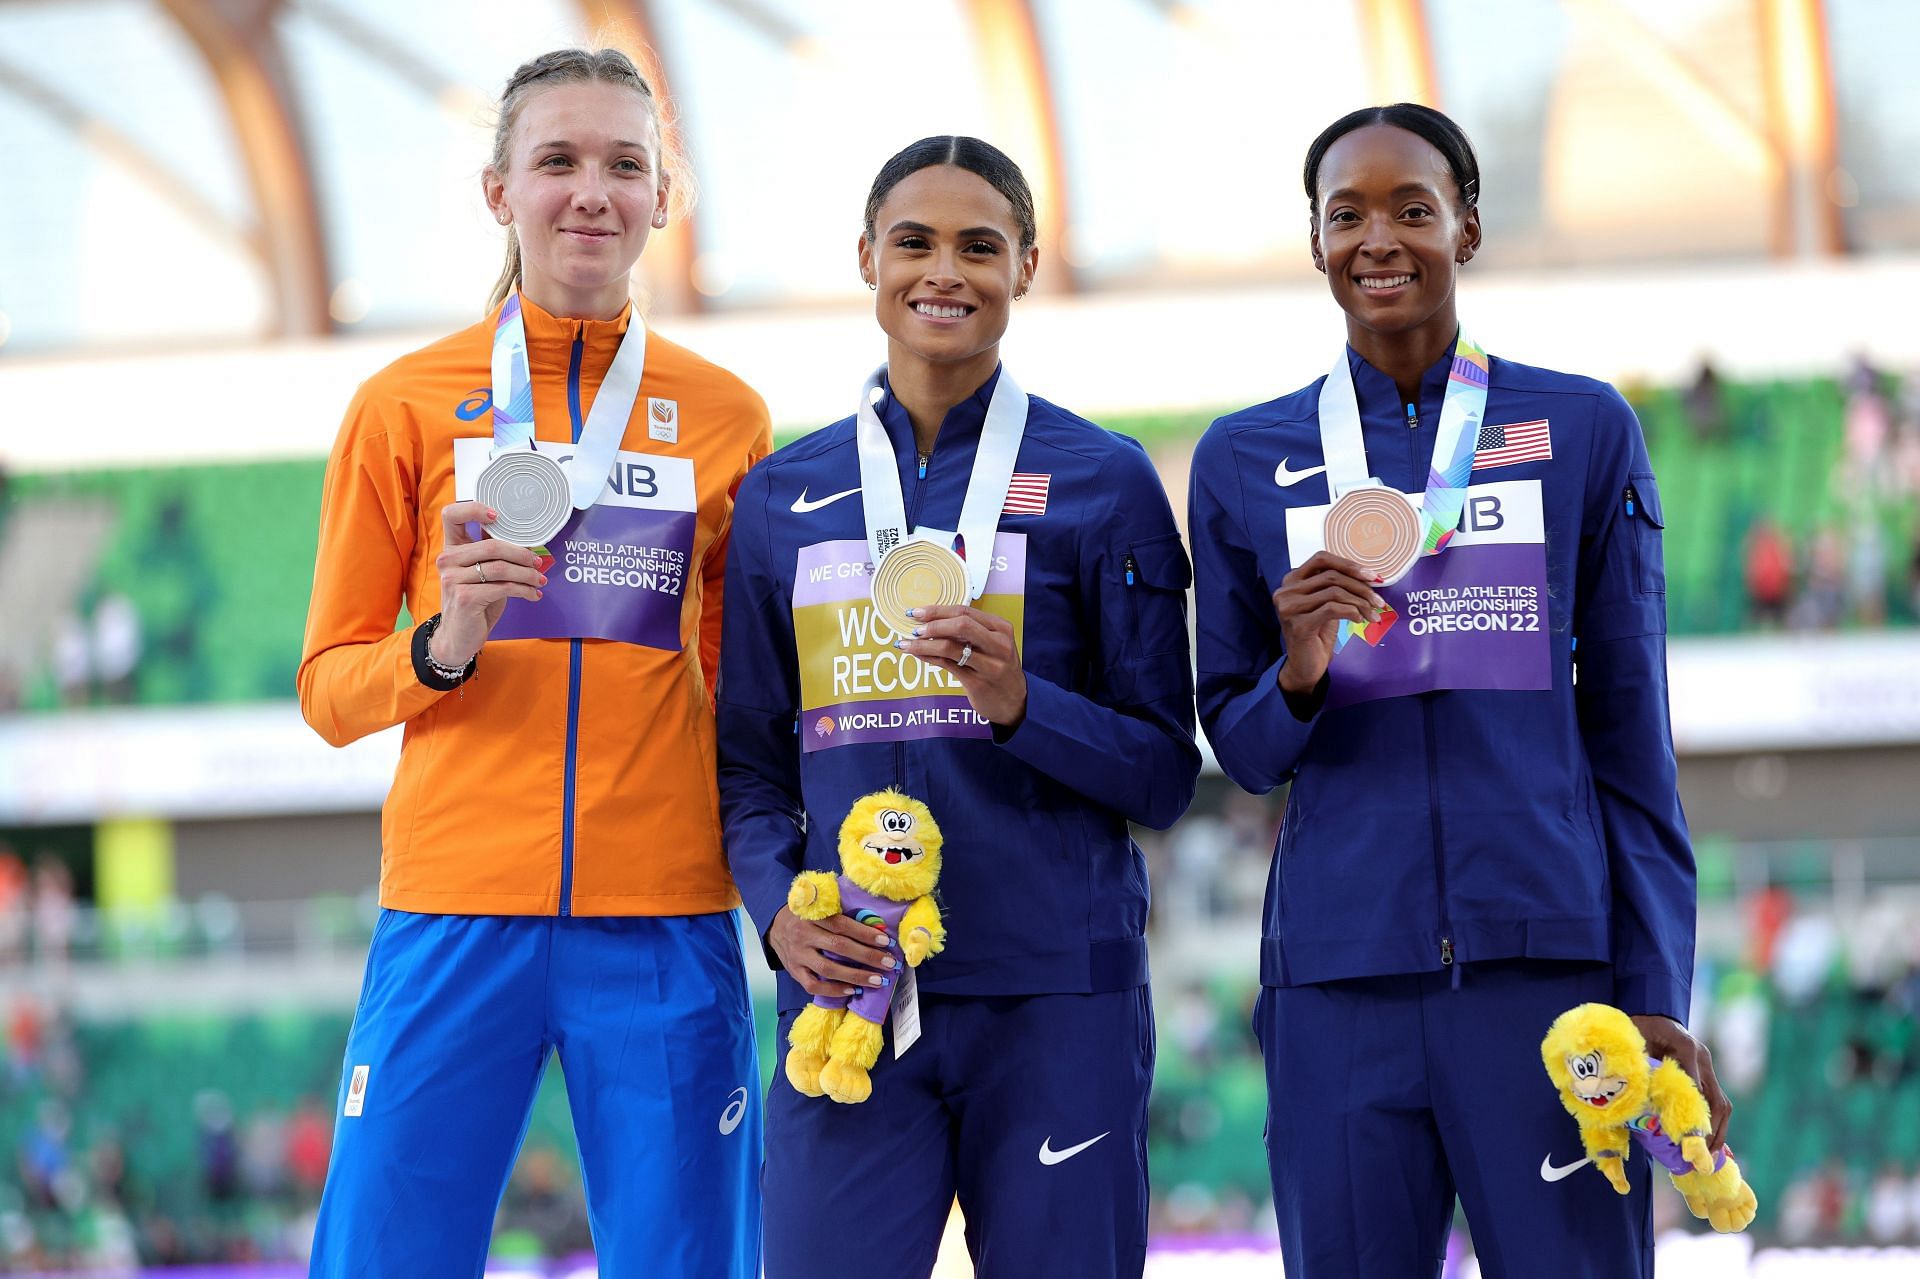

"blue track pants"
[763, 987, 1153, 1279]
[310, 910, 761, 1277]
[1257, 959, 1654, 1278]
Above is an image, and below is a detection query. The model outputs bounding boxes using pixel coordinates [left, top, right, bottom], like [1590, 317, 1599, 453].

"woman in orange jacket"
[297, 48, 769, 1278]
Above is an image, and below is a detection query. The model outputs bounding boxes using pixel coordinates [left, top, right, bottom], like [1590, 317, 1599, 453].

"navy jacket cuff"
[1615, 971, 1690, 1025]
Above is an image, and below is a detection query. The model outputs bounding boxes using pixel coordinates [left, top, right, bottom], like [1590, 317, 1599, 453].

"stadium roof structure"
[0, 0, 1911, 360]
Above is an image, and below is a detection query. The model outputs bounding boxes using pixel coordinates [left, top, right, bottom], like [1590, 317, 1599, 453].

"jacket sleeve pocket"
[1627, 471, 1666, 597]
[1126, 532, 1194, 659]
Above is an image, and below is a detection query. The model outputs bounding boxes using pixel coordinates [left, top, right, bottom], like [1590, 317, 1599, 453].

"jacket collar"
[506, 291, 637, 375]
[875, 364, 1003, 458]
[1345, 338, 1457, 426]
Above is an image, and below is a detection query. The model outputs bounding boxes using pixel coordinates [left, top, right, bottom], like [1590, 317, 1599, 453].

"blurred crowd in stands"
[46, 594, 143, 711]
[1716, 354, 1920, 630]
[4, 822, 1912, 1265]
[0, 845, 74, 970]
[1, 990, 594, 1271]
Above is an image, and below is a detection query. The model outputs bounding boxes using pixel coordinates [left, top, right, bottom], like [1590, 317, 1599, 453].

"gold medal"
[1324, 486, 1422, 585]
[870, 541, 968, 636]
[477, 450, 571, 547]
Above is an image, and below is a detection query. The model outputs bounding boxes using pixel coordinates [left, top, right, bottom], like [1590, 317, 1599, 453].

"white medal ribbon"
[1316, 333, 1487, 534]
[490, 291, 649, 509]
[1315, 349, 1377, 498]
[855, 365, 1028, 601]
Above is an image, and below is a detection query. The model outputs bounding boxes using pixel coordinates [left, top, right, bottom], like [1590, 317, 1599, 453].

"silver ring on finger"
[956, 642, 973, 669]
[474, 563, 488, 584]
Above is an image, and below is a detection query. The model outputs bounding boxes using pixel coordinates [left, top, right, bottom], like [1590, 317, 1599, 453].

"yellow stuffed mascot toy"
[1541, 1003, 1758, 1233]
[784, 790, 945, 1104]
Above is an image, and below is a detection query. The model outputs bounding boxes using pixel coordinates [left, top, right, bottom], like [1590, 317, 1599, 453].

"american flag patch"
[1003, 473, 1050, 516]
[1472, 419, 1552, 470]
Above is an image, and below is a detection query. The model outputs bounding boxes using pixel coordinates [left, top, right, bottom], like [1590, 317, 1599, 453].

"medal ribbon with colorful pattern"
[1318, 329, 1489, 648]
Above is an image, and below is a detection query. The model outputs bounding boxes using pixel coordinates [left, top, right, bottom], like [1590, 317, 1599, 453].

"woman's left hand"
[895, 604, 1027, 728]
[1631, 1013, 1733, 1152]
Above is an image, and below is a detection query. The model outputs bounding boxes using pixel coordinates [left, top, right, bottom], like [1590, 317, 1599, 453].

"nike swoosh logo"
[1273, 457, 1327, 488]
[1539, 1153, 1592, 1182]
[718, 1087, 748, 1136]
[1039, 1131, 1111, 1166]
[791, 485, 861, 514]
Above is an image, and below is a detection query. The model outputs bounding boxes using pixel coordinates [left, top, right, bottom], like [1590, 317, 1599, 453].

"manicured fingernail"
[906, 608, 920, 619]
[487, 508, 498, 520]
[911, 626, 923, 638]
[868, 976, 885, 987]
[1371, 595, 1385, 609]
[535, 591, 544, 600]
[539, 575, 548, 586]
[883, 956, 897, 968]
[1373, 574, 1385, 584]
[894, 640, 908, 650]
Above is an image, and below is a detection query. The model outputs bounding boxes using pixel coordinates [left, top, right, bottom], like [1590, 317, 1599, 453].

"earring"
[496, 212, 510, 226]
[867, 280, 877, 292]
[652, 211, 668, 229]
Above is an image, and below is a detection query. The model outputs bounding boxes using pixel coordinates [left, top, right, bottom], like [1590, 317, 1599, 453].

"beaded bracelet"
[412, 613, 477, 691]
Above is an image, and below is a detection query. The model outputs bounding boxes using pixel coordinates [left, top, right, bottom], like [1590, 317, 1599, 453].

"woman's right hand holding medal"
[1272, 551, 1386, 693]
[430, 500, 548, 667]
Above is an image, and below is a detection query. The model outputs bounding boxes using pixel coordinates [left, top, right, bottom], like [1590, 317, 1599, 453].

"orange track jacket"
[298, 295, 772, 916]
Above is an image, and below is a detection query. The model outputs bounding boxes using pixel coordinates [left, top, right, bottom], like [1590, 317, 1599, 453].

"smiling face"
[484, 80, 668, 319]
[1541, 1004, 1652, 1126]
[860, 809, 930, 867]
[1311, 123, 1480, 353]
[857, 164, 1038, 375]
[837, 790, 944, 901]
[1566, 1050, 1629, 1108]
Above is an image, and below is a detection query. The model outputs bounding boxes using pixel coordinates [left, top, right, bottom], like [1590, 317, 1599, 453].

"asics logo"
[1038, 1131, 1110, 1166]
[719, 1087, 749, 1136]
[1539, 1153, 1592, 1183]
[791, 486, 861, 514]
[456, 388, 493, 420]
[1273, 457, 1327, 488]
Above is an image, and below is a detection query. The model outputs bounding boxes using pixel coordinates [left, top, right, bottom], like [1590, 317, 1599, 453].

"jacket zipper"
[559, 326, 586, 916]
[1427, 697, 1454, 984]
[1408, 394, 1453, 981]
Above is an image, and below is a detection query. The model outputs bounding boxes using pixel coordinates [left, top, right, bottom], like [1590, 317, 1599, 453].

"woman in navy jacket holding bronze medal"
[718, 136, 1200, 1279]
[1188, 105, 1734, 1275]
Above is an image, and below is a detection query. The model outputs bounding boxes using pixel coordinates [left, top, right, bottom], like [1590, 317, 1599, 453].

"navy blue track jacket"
[720, 368, 1201, 1011]
[1189, 345, 1696, 1022]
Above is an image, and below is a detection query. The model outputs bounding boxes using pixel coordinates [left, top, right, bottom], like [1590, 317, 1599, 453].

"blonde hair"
[484, 47, 692, 310]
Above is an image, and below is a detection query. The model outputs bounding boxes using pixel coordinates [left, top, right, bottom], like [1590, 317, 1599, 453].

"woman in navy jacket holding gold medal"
[1189, 105, 1734, 1276]
[718, 136, 1199, 1279]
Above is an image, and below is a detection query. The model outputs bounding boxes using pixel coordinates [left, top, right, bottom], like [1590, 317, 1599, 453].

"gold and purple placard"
[792, 534, 1026, 752]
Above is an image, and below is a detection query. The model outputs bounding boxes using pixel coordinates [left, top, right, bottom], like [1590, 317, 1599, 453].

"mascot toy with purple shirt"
[784, 790, 945, 1104]
[1542, 1003, 1759, 1233]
